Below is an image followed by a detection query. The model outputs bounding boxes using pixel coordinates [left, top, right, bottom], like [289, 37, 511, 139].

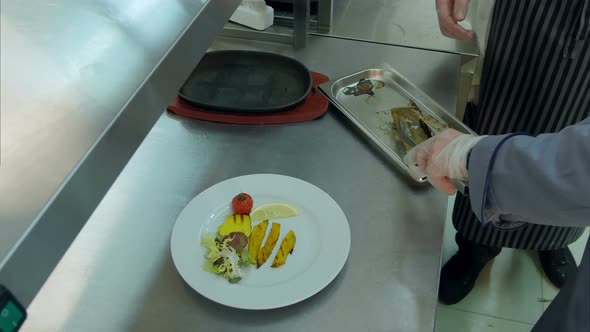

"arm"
[469, 118, 590, 228]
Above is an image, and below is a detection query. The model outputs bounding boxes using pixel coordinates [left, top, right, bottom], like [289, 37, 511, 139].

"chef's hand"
[435, 0, 474, 40]
[406, 129, 485, 194]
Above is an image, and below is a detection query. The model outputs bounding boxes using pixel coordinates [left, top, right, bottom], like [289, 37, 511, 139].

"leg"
[439, 232, 502, 305]
[537, 228, 584, 288]
[538, 248, 577, 288]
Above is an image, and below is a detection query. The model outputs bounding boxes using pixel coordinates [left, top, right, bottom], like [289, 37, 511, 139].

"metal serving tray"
[318, 67, 474, 183]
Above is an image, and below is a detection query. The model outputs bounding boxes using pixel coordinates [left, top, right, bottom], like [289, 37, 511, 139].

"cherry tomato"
[232, 193, 253, 214]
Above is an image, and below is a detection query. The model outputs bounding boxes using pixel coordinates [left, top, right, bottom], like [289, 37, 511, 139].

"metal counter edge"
[0, 0, 241, 307]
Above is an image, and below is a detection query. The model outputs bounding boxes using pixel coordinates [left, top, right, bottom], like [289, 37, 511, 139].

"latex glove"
[406, 129, 485, 194]
[435, 0, 474, 40]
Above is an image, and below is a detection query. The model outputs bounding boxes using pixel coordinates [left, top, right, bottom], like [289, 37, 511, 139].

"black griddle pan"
[179, 50, 312, 113]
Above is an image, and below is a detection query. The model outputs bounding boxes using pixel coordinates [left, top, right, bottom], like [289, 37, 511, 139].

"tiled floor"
[435, 196, 589, 332]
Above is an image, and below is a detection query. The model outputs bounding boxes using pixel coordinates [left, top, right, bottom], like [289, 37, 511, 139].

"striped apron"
[453, 0, 590, 250]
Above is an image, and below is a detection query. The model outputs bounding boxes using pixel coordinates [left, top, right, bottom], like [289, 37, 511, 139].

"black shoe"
[438, 235, 501, 305]
[538, 248, 577, 288]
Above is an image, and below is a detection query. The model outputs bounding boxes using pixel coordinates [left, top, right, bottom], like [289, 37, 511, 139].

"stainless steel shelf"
[225, 0, 479, 56]
[0, 0, 241, 306]
[326, 0, 478, 56]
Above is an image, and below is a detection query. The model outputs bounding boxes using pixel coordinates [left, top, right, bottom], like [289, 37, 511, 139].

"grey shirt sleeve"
[468, 117, 590, 228]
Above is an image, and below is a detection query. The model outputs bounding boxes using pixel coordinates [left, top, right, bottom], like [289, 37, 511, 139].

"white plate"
[170, 174, 351, 310]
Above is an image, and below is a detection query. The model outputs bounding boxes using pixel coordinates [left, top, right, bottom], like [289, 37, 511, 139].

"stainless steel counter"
[21, 35, 460, 332]
[0, 0, 240, 305]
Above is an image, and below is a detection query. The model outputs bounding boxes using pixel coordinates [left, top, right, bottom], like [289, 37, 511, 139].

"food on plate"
[250, 202, 299, 223]
[257, 222, 281, 268]
[232, 193, 254, 214]
[201, 194, 299, 282]
[248, 220, 269, 259]
[219, 214, 252, 237]
[223, 232, 249, 251]
[202, 233, 253, 284]
[272, 230, 297, 268]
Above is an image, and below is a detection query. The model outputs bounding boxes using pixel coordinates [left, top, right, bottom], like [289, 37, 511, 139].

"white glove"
[406, 129, 486, 194]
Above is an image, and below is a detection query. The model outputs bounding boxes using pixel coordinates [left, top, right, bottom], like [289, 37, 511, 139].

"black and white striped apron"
[453, 0, 590, 250]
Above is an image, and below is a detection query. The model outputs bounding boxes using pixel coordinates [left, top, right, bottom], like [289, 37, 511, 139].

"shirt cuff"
[468, 135, 504, 222]
[467, 134, 529, 230]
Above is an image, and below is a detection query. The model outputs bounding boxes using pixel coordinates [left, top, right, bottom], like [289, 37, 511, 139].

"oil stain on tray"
[343, 78, 385, 97]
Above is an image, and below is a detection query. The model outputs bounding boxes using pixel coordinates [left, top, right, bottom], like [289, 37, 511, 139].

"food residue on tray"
[202, 193, 299, 284]
[343, 78, 385, 96]
[377, 100, 449, 153]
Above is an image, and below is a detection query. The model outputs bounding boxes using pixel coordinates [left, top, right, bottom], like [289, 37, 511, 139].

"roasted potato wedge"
[272, 230, 296, 268]
[248, 220, 269, 259]
[257, 222, 280, 268]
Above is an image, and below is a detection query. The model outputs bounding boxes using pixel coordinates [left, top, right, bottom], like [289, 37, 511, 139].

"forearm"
[468, 118, 590, 228]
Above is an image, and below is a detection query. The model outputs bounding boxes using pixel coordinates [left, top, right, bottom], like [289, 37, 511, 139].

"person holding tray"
[406, 118, 589, 331]
[434, 0, 589, 304]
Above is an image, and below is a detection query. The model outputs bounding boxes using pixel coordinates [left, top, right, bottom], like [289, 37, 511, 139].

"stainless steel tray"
[318, 68, 474, 183]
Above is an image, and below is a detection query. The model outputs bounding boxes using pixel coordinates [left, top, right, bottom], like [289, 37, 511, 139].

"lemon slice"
[250, 203, 299, 222]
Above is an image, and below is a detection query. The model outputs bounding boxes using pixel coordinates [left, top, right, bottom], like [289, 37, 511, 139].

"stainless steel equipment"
[222, 0, 480, 116]
[2, 1, 468, 330]
[223, 0, 312, 48]
[319, 68, 474, 183]
[267, 0, 333, 33]
[20, 34, 462, 332]
[0, 0, 241, 307]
